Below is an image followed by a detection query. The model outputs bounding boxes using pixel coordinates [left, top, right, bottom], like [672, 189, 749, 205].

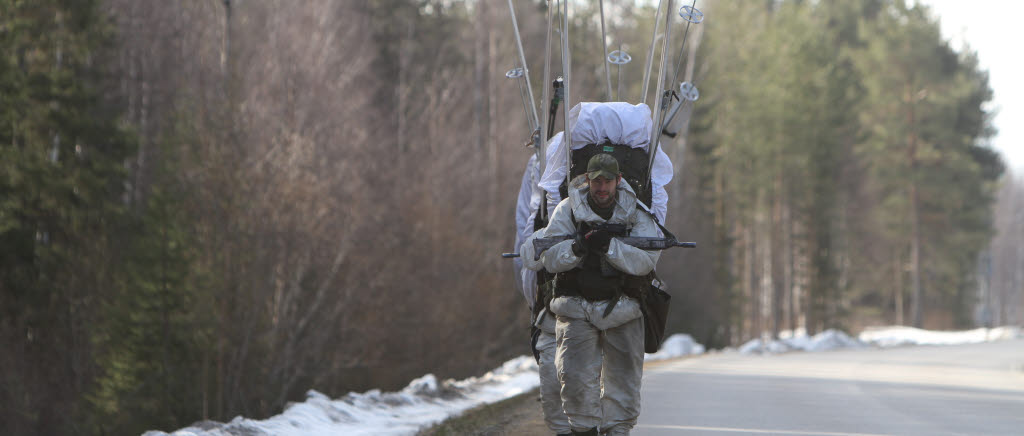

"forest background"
[2, 0, 1023, 434]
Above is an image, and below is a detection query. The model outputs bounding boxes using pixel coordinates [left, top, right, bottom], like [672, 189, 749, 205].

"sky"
[918, 0, 1024, 173]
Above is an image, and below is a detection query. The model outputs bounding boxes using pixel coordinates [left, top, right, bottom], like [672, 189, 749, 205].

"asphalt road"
[634, 339, 1024, 436]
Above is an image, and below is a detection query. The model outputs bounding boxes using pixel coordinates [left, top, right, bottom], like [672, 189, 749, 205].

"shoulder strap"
[634, 202, 676, 241]
[654, 219, 676, 241]
[570, 207, 584, 233]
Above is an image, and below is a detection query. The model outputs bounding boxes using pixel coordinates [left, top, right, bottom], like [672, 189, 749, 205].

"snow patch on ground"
[739, 329, 866, 354]
[858, 325, 1022, 347]
[142, 357, 540, 436]
[645, 333, 706, 361]
[738, 326, 1022, 355]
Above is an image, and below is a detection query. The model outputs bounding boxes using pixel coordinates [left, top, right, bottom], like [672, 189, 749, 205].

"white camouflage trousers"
[552, 296, 644, 436]
[536, 329, 572, 434]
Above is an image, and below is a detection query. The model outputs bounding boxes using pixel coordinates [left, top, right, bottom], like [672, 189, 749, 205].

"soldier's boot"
[602, 426, 630, 436]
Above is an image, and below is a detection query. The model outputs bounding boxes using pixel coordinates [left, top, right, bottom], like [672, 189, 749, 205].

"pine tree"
[87, 118, 215, 434]
[853, 0, 1000, 327]
[1, 0, 134, 433]
[1, 2, 212, 433]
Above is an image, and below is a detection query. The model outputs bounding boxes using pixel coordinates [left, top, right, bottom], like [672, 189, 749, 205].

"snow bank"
[143, 356, 540, 436]
[645, 333, 706, 361]
[739, 329, 866, 355]
[738, 326, 1023, 355]
[858, 325, 1023, 347]
[738, 337, 793, 354]
[144, 337, 708, 436]
[805, 329, 867, 351]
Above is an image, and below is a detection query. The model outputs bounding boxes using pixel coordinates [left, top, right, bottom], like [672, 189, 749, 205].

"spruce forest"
[2, 1, 1022, 434]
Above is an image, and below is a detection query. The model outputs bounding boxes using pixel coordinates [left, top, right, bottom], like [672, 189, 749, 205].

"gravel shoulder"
[417, 388, 548, 436]
[418, 359, 682, 436]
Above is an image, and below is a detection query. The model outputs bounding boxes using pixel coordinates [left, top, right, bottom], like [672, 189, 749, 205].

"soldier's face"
[588, 175, 620, 208]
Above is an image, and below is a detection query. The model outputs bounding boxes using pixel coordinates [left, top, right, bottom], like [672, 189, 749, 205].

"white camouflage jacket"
[523, 178, 661, 328]
[524, 177, 660, 274]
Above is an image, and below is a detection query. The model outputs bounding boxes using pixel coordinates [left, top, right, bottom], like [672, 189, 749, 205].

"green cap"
[586, 153, 620, 180]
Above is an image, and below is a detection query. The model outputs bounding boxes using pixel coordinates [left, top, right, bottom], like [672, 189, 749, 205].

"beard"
[591, 191, 614, 208]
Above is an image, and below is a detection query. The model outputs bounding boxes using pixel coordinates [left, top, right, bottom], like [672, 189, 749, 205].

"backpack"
[558, 141, 653, 208]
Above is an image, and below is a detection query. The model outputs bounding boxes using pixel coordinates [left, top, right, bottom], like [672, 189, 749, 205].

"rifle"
[501, 225, 696, 260]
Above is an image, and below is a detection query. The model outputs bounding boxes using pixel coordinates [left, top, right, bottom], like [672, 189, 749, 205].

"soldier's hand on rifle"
[585, 228, 614, 252]
[571, 231, 588, 257]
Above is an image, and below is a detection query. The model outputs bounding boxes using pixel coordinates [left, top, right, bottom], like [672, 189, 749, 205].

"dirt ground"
[417, 388, 549, 436]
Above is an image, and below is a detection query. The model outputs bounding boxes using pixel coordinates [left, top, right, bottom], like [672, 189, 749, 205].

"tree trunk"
[895, 251, 904, 325]
[905, 82, 923, 328]
[785, 200, 795, 333]
[771, 177, 785, 338]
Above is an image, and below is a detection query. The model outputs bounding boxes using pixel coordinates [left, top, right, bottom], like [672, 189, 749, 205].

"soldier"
[512, 138, 572, 436]
[527, 153, 660, 436]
